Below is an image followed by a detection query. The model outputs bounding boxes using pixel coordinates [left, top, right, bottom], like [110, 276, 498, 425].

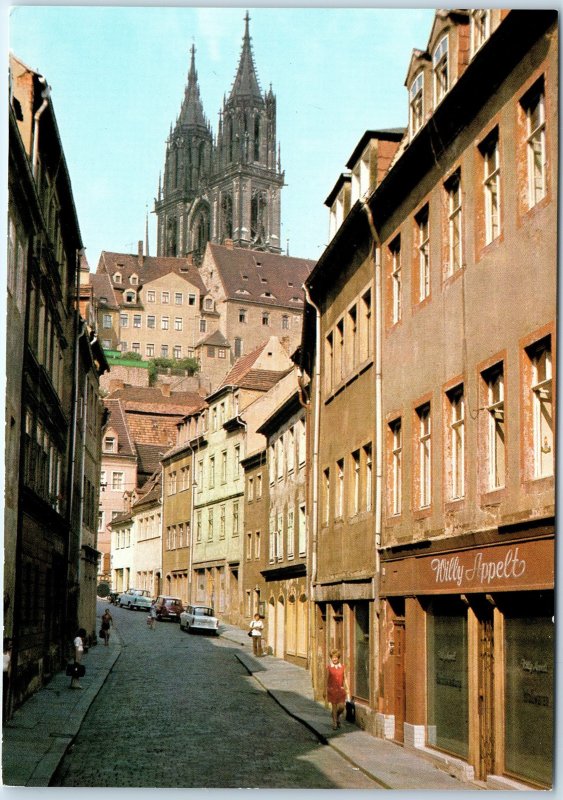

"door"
[393, 620, 406, 743]
[276, 596, 285, 657]
[477, 607, 495, 779]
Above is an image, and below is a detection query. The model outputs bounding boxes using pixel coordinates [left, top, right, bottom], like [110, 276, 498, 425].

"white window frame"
[417, 405, 431, 508]
[409, 71, 424, 136]
[482, 133, 500, 245]
[433, 35, 448, 106]
[391, 421, 402, 516]
[530, 341, 553, 478]
[391, 239, 402, 324]
[446, 172, 463, 275]
[485, 366, 505, 490]
[448, 386, 465, 500]
[525, 87, 547, 208]
[417, 207, 430, 301]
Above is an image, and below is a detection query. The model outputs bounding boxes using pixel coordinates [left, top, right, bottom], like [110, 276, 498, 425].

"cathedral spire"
[179, 43, 207, 127]
[228, 11, 263, 104]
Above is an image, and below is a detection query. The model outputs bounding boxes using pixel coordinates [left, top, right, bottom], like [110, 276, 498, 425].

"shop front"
[379, 533, 554, 788]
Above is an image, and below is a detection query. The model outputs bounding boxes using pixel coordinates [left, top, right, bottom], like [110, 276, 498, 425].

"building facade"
[6, 54, 107, 714]
[155, 14, 284, 261]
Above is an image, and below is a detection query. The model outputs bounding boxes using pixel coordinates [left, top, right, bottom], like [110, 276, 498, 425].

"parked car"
[154, 595, 184, 622]
[119, 588, 153, 611]
[180, 605, 219, 635]
[107, 591, 121, 606]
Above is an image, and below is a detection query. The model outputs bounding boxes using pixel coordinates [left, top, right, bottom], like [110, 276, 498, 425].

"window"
[416, 404, 431, 508]
[481, 130, 500, 245]
[528, 338, 553, 478]
[262, 312, 270, 326]
[248, 476, 254, 501]
[132, 342, 140, 354]
[173, 346, 181, 359]
[146, 344, 154, 357]
[111, 471, 124, 491]
[351, 450, 360, 515]
[409, 72, 424, 136]
[471, 9, 490, 55]
[524, 82, 546, 207]
[287, 427, 295, 473]
[221, 451, 227, 483]
[113, 272, 122, 284]
[199, 319, 207, 333]
[233, 501, 239, 536]
[254, 531, 261, 559]
[218, 348, 226, 359]
[188, 294, 196, 306]
[276, 513, 283, 560]
[161, 345, 168, 358]
[175, 317, 183, 331]
[298, 418, 306, 466]
[269, 515, 275, 562]
[133, 314, 141, 328]
[161, 291, 169, 304]
[220, 505, 226, 539]
[323, 468, 330, 526]
[287, 509, 295, 558]
[246, 531, 253, 560]
[364, 443, 373, 512]
[175, 292, 183, 305]
[147, 315, 156, 329]
[257, 473, 262, 499]
[390, 420, 402, 515]
[298, 503, 307, 556]
[161, 316, 169, 330]
[360, 288, 372, 362]
[124, 291, 136, 304]
[130, 274, 138, 286]
[104, 435, 116, 453]
[196, 511, 202, 542]
[347, 305, 358, 369]
[209, 456, 215, 488]
[234, 445, 240, 478]
[120, 313, 128, 328]
[446, 171, 462, 275]
[416, 205, 430, 301]
[282, 315, 289, 330]
[447, 385, 465, 500]
[147, 290, 156, 303]
[102, 314, 112, 329]
[239, 308, 247, 324]
[336, 459, 344, 519]
[336, 319, 344, 384]
[205, 298, 213, 310]
[483, 364, 505, 490]
[234, 338, 242, 358]
[433, 35, 448, 106]
[325, 332, 334, 394]
[207, 508, 214, 541]
[390, 237, 402, 324]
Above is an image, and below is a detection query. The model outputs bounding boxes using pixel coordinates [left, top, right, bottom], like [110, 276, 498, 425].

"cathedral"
[154, 13, 284, 262]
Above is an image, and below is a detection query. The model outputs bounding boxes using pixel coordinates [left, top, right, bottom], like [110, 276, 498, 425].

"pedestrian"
[100, 608, 113, 646]
[326, 648, 349, 729]
[70, 628, 87, 689]
[249, 612, 264, 656]
[147, 603, 156, 630]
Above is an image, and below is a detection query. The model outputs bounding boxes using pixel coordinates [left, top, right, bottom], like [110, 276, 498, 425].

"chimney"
[161, 384, 171, 397]
[224, 238, 234, 250]
[138, 240, 144, 267]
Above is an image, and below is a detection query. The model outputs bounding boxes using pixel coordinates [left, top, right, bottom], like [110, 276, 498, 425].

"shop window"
[354, 602, 370, 701]
[426, 597, 469, 758]
[503, 598, 554, 787]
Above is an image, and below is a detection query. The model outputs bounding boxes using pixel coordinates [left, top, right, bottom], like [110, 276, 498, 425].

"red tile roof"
[90, 272, 119, 309]
[104, 399, 136, 457]
[97, 251, 207, 295]
[219, 341, 291, 392]
[207, 243, 314, 307]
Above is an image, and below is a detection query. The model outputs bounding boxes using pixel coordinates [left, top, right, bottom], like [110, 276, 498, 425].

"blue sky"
[8, 5, 437, 269]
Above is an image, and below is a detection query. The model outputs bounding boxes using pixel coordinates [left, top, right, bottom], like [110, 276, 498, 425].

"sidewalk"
[3, 617, 480, 790]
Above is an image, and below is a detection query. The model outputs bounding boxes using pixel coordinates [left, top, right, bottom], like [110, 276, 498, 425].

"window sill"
[444, 497, 465, 511]
[413, 506, 432, 521]
[480, 487, 506, 506]
[523, 474, 554, 493]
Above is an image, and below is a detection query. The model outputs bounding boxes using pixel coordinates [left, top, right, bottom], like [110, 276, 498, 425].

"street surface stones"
[51, 605, 379, 789]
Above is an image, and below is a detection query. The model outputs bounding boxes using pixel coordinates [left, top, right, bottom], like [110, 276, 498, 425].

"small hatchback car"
[119, 588, 153, 611]
[154, 595, 184, 622]
[180, 605, 220, 635]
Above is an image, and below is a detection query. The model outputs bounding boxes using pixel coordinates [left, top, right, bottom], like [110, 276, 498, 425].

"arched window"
[254, 115, 261, 161]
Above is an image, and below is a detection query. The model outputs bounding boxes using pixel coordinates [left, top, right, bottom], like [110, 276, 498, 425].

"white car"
[119, 588, 153, 611]
[179, 604, 220, 635]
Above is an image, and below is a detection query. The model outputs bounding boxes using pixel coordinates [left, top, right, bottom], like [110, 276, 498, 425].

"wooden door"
[478, 609, 495, 779]
[393, 620, 406, 743]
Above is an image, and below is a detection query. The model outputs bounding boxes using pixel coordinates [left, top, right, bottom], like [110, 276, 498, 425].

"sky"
[7, 3, 437, 270]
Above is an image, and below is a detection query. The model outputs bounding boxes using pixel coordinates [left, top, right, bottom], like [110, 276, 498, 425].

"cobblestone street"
[51, 606, 379, 788]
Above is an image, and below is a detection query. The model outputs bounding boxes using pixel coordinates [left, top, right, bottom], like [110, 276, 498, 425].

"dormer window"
[130, 273, 139, 285]
[205, 298, 213, 310]
[236, 288, 250, 295]
[261, 291, 275, 299]
[113, 272, 122, 284]
[241, 274, 248, 280]
[104, 435, 117, 453]
[124, 290, 136, 304]
[433, 35, 448, 106]
[290, 296, 303, 304]
[409, 72, 424, 137]
[471, 9, 490, 55]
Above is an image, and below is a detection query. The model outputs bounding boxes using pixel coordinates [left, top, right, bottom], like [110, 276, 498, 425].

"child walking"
[326, 648, 349, 729]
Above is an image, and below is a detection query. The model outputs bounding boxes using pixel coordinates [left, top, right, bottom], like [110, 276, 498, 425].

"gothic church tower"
[155, 13, 284, 261]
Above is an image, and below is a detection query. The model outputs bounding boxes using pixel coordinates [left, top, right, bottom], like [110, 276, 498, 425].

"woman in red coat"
[326, 648, 349, 729]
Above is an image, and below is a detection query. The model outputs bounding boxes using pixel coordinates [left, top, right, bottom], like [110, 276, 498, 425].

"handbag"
[345, 699, 356, 723]
[247, 630, 253, 637]
[66, 662, 86, 678]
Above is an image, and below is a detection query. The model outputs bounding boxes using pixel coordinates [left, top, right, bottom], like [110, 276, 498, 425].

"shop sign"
[381, 537, 553, 595]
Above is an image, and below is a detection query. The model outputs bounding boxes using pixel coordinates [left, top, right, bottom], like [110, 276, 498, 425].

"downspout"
[31, 77, 50, 179]
[361, 198, 383, 713]
[302, 284, 321, 682]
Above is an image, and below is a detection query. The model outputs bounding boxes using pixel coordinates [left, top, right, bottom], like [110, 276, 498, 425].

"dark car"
[154, 595, 184, 622]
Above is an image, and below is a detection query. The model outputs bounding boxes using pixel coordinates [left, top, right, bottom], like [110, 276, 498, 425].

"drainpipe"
[31, 77, 50, 179]
[302, 283, 321, 682]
